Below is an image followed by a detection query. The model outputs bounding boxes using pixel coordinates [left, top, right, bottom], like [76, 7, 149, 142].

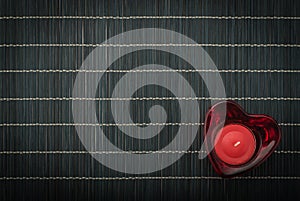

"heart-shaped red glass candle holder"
[204, 100, 281, 178]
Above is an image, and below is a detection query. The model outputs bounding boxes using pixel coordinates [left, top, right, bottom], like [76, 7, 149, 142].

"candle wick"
[234, 141, 241, 147]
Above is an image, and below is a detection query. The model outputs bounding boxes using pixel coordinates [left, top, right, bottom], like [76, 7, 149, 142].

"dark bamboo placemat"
[0, 0, 299, 200]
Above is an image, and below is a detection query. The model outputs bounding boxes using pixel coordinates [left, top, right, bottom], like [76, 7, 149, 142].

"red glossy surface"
[204, 100, 281, 178]
[214, 124, 256, 165]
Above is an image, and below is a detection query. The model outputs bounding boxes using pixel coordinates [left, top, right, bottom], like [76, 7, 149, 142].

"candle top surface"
[214, 124, 256, 166]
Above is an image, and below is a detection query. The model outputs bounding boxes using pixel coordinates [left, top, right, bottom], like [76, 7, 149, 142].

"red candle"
[214, 124, 256, 165]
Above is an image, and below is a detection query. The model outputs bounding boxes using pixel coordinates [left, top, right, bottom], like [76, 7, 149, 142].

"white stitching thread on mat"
[0, 16, 299, 20]
[0, 176, 299, 180]
[0, 122, 204, 127]
[0, 43, 299, 47]
[1, 97, 299, 101]
[0, 123, 203, 126]
[0, 123, 298, 126]
[278, 123, 300, 126]
[0, 150, 298, 154]
[1, 69, 300, 73]
[0, 150, 205, 154]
